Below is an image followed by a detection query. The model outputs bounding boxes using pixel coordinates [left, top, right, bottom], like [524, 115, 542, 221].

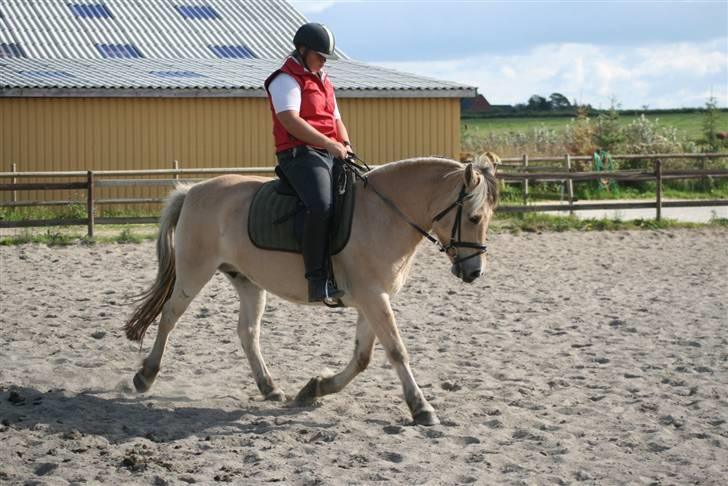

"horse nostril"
[463, 269, 481, 283]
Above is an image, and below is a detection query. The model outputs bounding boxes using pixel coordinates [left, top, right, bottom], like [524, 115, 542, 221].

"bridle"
[432, 185, 488, 265]
[344, 155, 488, 267]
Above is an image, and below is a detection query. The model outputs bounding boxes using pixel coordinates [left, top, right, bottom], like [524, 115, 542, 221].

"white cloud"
[288, 1, 339, 14]
[501, 65, 516, 79]
[372, 38, 728, 108]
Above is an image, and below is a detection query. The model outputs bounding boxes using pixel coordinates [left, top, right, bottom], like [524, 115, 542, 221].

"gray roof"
[0, 57, 476, 97]
[0, 0, 476, 98]
[0, 0, 346, 60]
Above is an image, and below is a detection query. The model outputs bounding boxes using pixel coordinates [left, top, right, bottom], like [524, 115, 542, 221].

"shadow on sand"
[0, 385, 322, 444]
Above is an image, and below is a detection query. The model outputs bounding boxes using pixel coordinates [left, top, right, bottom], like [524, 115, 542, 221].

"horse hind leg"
[295, 311, 375, 404]
[225, 271, 285, 401]
[133, 257, 217, 393]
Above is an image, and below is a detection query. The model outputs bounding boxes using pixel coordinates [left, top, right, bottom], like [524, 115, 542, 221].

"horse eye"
[469, 215, 482, 224]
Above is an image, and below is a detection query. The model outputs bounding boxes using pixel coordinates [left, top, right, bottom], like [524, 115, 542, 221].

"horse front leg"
[227, 273, 286, 401]
[295, 311, 375, 403]
[359, 293, 439, 426]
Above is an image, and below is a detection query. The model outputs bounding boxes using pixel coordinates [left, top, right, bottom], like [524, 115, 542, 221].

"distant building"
[461, 94, 491, 116]
[0, 0, 475, 203]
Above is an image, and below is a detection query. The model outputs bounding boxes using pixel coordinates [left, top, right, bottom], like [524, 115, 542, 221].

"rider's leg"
[278, 149, 343, 302]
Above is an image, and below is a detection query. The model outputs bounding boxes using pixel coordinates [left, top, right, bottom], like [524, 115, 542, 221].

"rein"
[344, 155, 487, 266]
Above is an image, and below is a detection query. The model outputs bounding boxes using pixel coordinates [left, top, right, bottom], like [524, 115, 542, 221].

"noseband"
[345, 156, 487, 266]
[432, 185, 488, 265]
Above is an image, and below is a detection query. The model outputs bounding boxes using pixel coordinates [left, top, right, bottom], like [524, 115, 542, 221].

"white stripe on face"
[321, 24, 334, 53]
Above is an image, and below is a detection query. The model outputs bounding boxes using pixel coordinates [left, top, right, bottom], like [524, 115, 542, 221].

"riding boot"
[302, 211, 344, 302]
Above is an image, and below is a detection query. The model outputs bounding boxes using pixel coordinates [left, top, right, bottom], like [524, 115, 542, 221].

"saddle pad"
[247, 179, 355, 255]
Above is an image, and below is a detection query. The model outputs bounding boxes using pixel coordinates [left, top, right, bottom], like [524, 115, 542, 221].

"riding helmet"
[293, 23, 338, 59]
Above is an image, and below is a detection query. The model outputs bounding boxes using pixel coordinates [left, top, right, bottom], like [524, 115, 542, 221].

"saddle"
[247, 160, 356, 255]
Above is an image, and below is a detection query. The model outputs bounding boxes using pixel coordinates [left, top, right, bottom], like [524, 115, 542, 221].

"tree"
[594, 98, 623, 152]
[702, 95, 720, 152]
[549, 93, 571, 110]
[527, 94, 550, 111]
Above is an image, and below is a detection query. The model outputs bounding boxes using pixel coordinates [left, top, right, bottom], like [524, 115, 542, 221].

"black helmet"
[293, 23, 338, 59]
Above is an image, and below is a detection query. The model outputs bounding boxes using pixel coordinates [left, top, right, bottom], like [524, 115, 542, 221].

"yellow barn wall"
[0, 96, 461, 205]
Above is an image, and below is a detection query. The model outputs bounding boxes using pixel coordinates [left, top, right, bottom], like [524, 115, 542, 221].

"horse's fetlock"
[405, 396, 420, 414]
[387, 347, 408, 365]
[355, 352, 371, 372]
[313, 376, 323, 396]
[257, 377, 275, 397]
[294, 377, 322, 405]
[141, 360, 160, 377]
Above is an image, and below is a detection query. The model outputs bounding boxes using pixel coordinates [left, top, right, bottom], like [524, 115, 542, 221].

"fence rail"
[1, 152, 726, 237]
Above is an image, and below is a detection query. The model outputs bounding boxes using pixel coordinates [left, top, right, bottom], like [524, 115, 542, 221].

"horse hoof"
[133, 371, 152, 393]
[413, 410, 440, 426]
[294, 377, 321, 405]
[265, 389, 287, 402]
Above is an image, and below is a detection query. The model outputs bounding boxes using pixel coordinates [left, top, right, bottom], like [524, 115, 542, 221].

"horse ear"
[464, 163, 479, 189]
[479, 151, 499, 176]
[482, 160, 496, 176]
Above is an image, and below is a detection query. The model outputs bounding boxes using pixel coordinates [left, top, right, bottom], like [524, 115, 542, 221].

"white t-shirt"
[268, 59, 341, 120]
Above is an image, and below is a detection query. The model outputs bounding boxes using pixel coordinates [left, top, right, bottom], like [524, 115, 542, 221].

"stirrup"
[308, 278, 344, 304]
[323, 285, 345, 308]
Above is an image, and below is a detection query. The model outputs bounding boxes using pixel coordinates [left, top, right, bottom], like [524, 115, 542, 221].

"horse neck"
[367, 158, 463, 229]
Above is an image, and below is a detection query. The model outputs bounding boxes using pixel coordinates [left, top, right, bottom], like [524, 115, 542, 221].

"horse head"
[432, 159, 499, 284]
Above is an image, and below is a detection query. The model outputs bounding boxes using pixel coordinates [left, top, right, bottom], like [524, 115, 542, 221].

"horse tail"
[124, 184, 191, 342]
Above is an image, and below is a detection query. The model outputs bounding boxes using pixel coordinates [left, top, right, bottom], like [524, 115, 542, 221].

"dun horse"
[125, 157, 498, 425]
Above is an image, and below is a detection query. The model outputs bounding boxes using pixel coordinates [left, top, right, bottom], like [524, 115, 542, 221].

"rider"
[263, 22, 352, 303]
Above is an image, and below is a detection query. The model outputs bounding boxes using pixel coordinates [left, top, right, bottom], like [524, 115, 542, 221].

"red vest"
[264, 57, 339, 153]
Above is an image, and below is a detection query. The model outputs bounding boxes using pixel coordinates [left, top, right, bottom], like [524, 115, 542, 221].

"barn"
[0, 0, 475, 204]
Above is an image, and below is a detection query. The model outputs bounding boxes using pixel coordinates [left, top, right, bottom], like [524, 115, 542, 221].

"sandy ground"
[0, 228, 727, 485]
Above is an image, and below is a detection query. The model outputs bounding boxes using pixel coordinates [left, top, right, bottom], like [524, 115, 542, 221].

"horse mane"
[369, 156, 499, 211]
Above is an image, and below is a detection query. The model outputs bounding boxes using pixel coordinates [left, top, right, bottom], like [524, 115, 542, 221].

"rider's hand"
[344, 142, 354, 157]
[325, 139, 349, 160]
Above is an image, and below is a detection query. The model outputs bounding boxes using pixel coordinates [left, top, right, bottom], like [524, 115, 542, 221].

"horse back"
[176, 174, 269, 237]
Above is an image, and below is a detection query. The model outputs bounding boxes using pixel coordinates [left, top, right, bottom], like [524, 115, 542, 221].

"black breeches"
[277, 148, 335, 280]
[277, 148, 335, 218]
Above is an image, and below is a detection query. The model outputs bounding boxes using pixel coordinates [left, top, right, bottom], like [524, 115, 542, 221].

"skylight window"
[209, 45, 256, 59]
[70, 3, 113, 19]
[21, 71, 75, 80]
[0, 43, 26, 58]
[175, 5, 220, 20]
[150, 71, 205, 78]
[96, 43, 144, 58]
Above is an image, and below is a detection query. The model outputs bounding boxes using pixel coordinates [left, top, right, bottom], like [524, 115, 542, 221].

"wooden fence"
[1, 153, 726, 237]
[494, 152, 728, 217]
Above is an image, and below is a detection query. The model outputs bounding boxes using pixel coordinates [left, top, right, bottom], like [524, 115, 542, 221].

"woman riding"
[264, 22, 352, 303]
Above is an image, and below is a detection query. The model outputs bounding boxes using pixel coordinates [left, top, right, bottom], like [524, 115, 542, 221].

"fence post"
[522, 154, 529, 205]
[11, 163, 17, 203]
[655, 159, 662, 221]
[173, 160, 179, 181]
[565, 154, 574, 215]
[87, 170, 95, 238]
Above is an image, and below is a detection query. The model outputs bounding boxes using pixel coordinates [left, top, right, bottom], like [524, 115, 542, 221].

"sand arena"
[1, 229, 726, 484]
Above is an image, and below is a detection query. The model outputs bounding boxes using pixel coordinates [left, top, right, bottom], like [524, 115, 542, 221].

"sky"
[289, 1, 728, 109]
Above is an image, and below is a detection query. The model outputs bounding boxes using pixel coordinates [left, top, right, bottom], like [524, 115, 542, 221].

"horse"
[124, 156, 498, 426]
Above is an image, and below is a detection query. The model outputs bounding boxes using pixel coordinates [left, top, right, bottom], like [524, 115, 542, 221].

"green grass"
[0, 204, 88, 222]
[0, 225, 157, 246]
[0, 206, 158, 222]
[462, 112, 727, 142]
[490, 212, 724, 234]
[496, 180, 728, 204]
[1, 214, 725, 247]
